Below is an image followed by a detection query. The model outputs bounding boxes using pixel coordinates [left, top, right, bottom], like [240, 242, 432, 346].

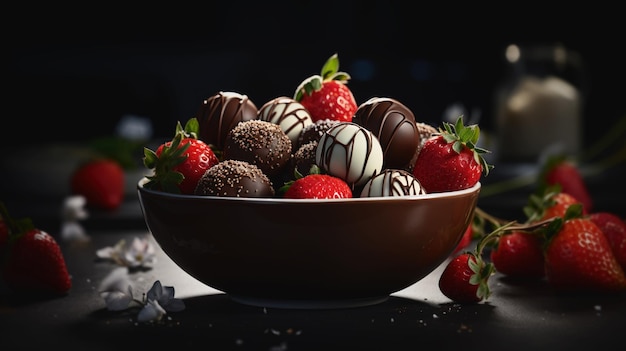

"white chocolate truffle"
[360, 169, 427, 197]
[316, 122, 384, 187]
[258, 96, 313, 145]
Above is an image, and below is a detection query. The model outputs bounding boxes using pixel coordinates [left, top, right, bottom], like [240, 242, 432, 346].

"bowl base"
[229, 294, 389, 309]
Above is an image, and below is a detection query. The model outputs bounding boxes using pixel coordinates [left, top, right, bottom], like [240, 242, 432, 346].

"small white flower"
[60, 195, 89, 242]
[98, 267, 134, 311]
[137, 299, 167, 323]
[146, 280, 186, 313]
[124, 237, 157, 268]
[96, 236, 156, 268]
[98, 269, 185, 323]
[96, 239, 127, 265]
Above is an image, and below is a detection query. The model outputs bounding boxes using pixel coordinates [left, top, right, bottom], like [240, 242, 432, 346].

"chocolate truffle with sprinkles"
[196, 91, 259, 150]
[194, 159, 275, 198]
[223, 120, 292, 178]
[296, 118, 340, 150]
[291, 140, 319, 177]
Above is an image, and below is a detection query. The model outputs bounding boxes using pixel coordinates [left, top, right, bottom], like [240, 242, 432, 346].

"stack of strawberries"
[439, 158, 626, 303]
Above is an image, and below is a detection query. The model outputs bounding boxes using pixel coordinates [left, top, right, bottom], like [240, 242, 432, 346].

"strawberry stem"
[0, 201, 34, 243]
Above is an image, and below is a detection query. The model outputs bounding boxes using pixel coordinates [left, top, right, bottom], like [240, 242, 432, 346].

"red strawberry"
[70, 158, 125, 210]
[490, 231, 545, 279]
[544, 215, 626, 293]
[0, 202, 71, 295]
[524, 187, 585, 223]
[439, 252, 494, 303]
[282, 173, 352, 199]
[412, 115, 492, 193]
[294, 53, 357, 123]
[540, 155, 593, 212]
[144, 118, 219, 194]
[589, 212, 626, 271]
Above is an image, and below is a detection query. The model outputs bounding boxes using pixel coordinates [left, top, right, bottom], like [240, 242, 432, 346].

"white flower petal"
[146, 280, 163, 301]
[145, 281, 185, 312]
[96, 247, 116, 260]
[101, 291, 133, 311]
[137, 300, 166, 322]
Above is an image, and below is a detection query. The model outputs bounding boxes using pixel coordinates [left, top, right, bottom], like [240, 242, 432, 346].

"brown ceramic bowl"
[137, 178, 480, 309]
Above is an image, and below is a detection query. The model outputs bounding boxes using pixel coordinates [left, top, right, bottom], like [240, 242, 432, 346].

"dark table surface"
[2, 229, 624, 351]
[1, 144, 625, 350]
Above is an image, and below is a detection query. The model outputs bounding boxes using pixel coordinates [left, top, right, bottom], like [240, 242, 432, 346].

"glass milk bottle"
[493, 43, 586, 163]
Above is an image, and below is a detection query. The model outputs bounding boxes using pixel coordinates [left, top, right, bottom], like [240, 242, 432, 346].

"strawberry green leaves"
[441, 115, 493, 177]
[143, 118, 219, 194]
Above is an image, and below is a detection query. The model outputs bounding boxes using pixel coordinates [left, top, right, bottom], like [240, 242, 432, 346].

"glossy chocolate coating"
[316, 122, 384, 187]
[360, 169, 427, 197]
[353, 97, 419, 169]
[223, 120, 292, 177]
[407, 122, 439, 172]
[194, 159, 275, 198]
[196, 91, 258, 150]
[258, 97, 313, 146]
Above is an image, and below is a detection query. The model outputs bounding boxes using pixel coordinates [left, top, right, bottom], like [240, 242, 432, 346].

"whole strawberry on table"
[0, 202, 72, 297]
[440, 184, 626, 304]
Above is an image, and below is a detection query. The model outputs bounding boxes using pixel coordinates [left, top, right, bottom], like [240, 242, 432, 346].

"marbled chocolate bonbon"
[316, 122, 384, 187]
[258, 97, 313, 146]
[196, 91, 258, 150]
[353, 97, 419, 170]
[360, 169, 426, 197]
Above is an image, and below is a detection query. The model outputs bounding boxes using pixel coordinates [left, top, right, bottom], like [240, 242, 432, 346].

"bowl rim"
[137, 177, 481, 204]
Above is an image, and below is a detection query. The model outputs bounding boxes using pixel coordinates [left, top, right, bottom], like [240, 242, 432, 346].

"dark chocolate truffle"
[296, 119, 340, 150]
[194, 160, 275, 198]
[258, 96, 313, 146]
[352, 97, 419, 169]
[291, 140, 318, 177]
[196, 91, 258, 150]
[223, 120, 292, 177]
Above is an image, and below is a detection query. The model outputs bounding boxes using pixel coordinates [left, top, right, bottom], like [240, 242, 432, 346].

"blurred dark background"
[7, 3, 625, 147]
[3, 3, 625, 224]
